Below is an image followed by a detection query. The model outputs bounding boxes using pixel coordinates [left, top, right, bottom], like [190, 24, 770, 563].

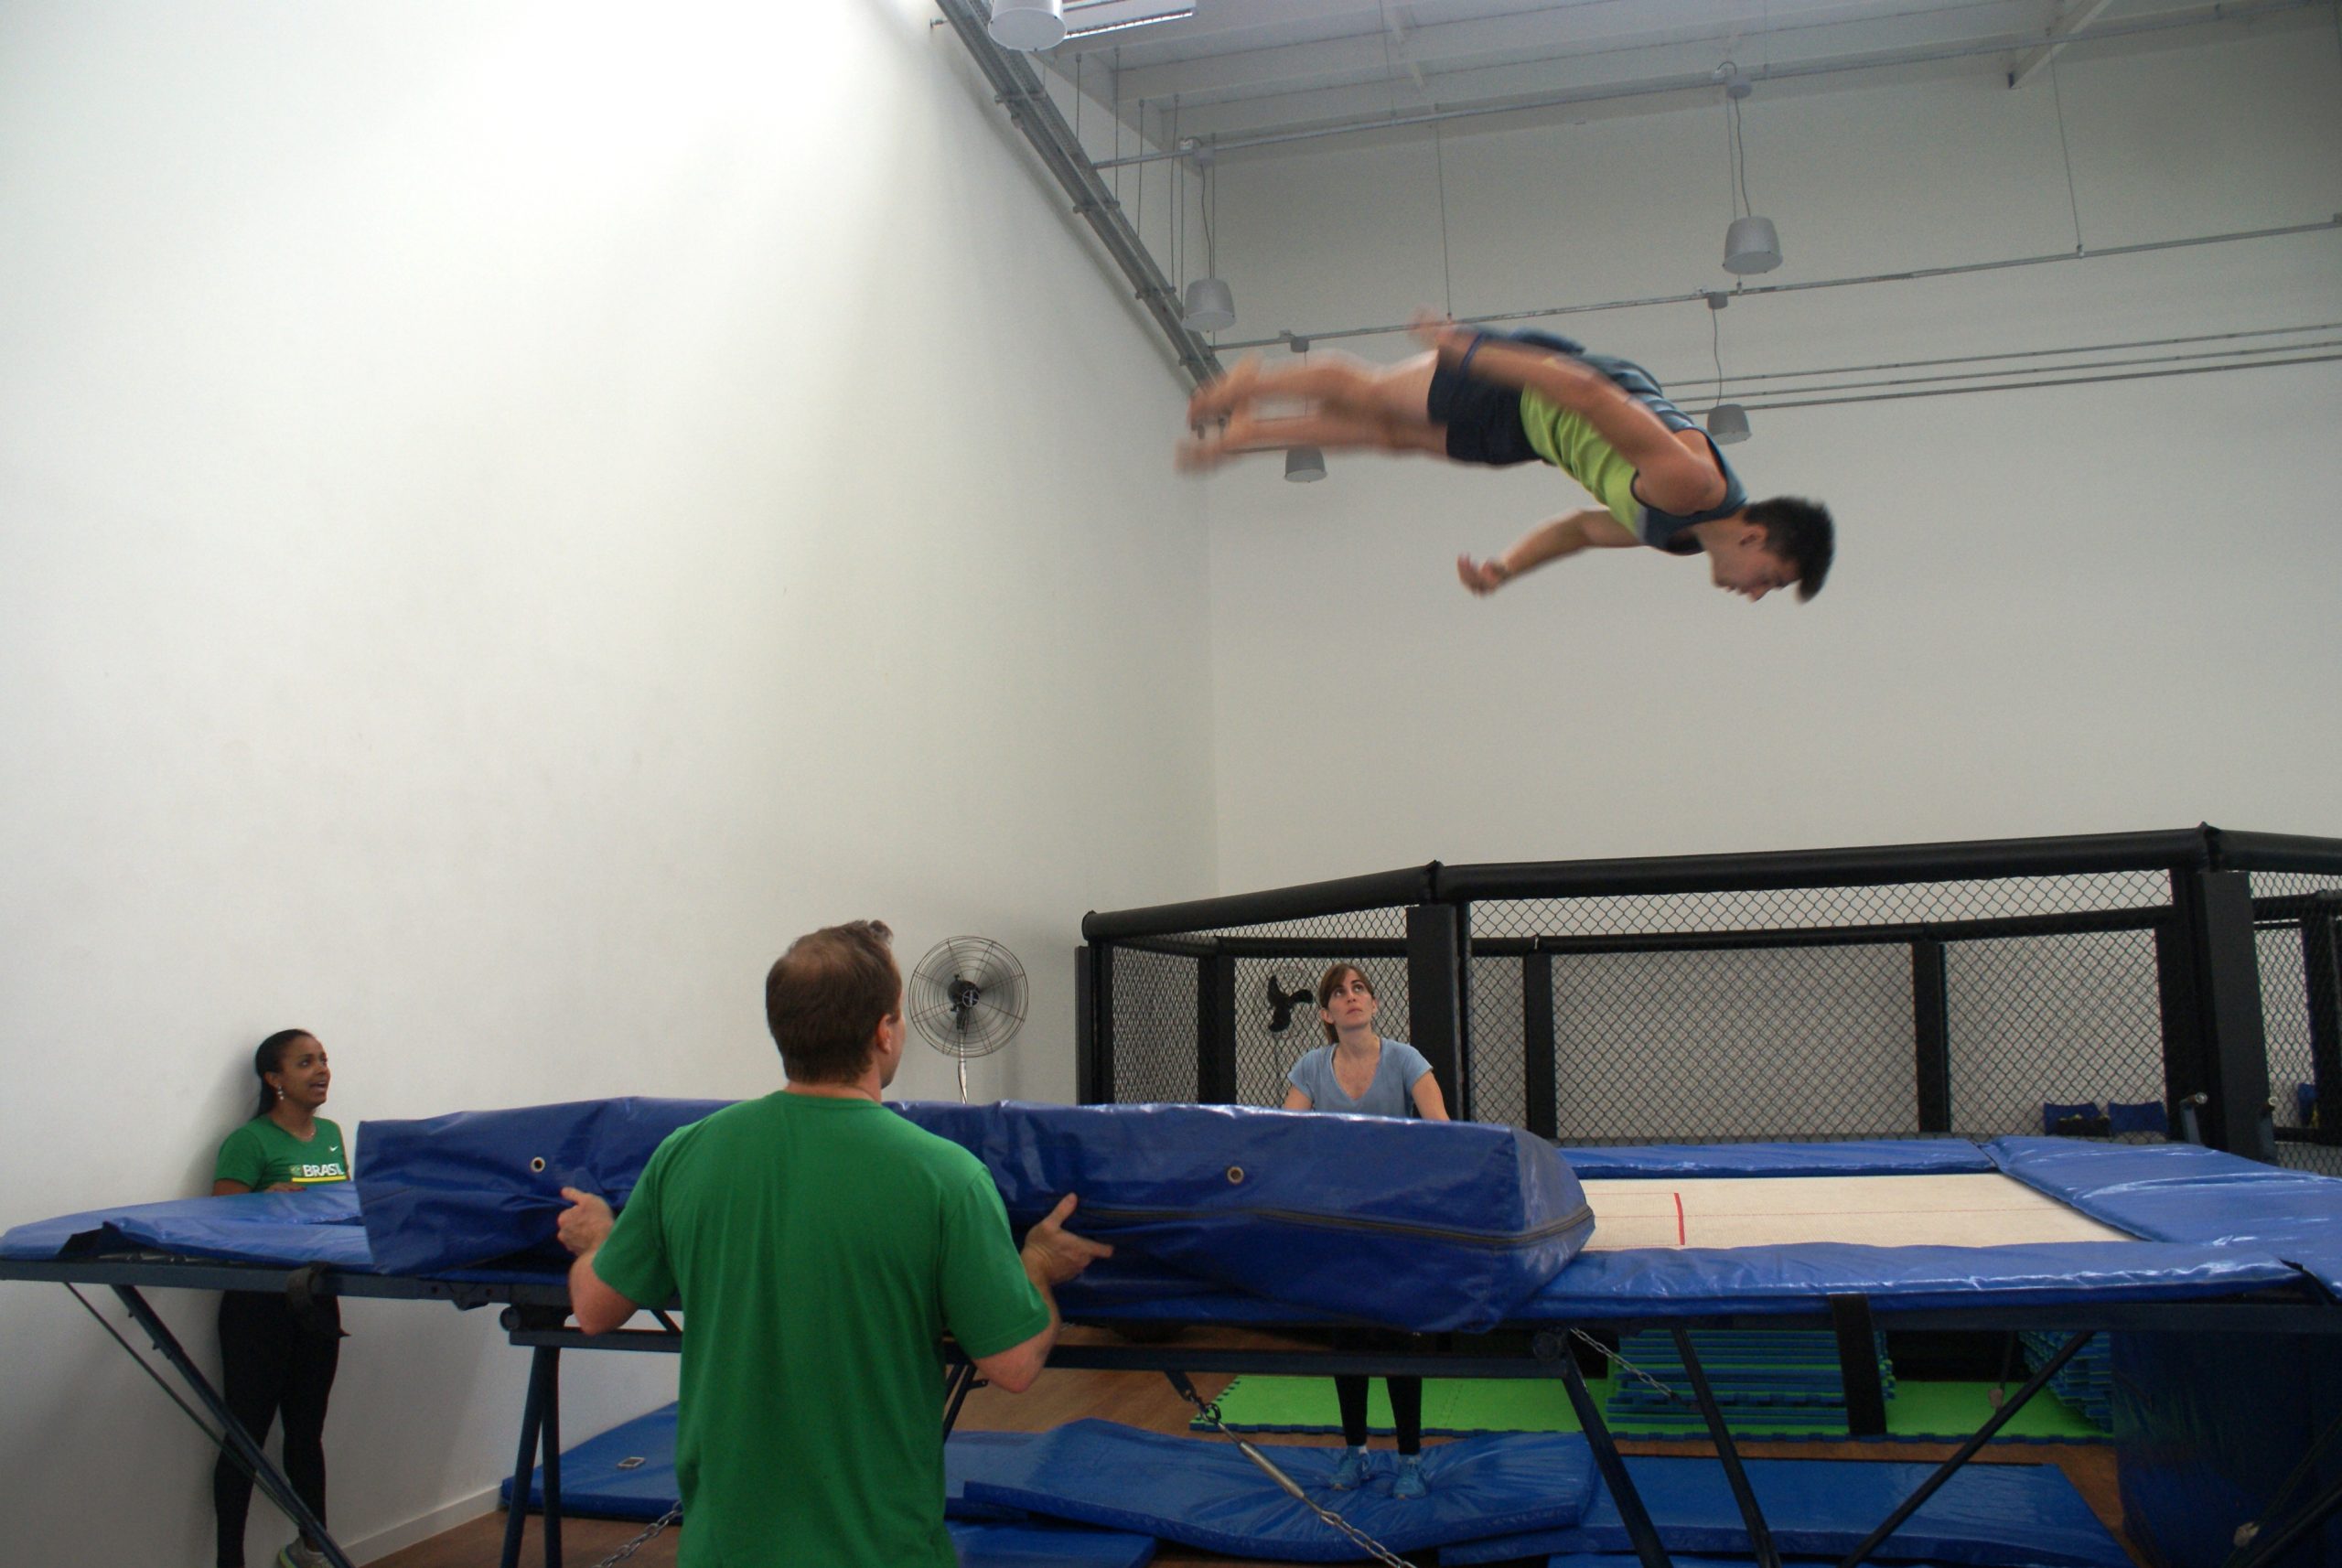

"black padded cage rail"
[1076, 827, 2342, 1171]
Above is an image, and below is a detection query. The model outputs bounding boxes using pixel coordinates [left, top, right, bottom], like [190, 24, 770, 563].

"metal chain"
[1173, 1382, 1414, 1568]
[589, 1503, 682, 1567]
[1571, 1328, 1693, 1411]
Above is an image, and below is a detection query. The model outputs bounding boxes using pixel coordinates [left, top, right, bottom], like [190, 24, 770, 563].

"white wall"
[1201, 20, 2342, 888]
[0, 2, 1215, 1563]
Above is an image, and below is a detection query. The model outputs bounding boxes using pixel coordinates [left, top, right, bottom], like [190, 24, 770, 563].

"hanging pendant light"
[1284, 446, 1327, 482]
[987, 0, 1065, 50]
[1705, 403, 1752, 444]
[1724, 215, 1781, 275]
[1719, 68, 1783, 274]
[1181, 277, 1235, 331]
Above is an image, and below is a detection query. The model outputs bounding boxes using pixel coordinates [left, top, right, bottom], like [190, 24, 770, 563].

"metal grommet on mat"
[530, 1157, 546, 1173]
[1226, 1165, 1245, 1184]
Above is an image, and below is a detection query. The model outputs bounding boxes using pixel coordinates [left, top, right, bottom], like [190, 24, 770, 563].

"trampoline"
[7, 1101, 2341, 1568]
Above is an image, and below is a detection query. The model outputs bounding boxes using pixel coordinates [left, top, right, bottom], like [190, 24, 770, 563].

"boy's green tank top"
[213, 1116, 350, 1189]
[590, 1092, 1049, 1568]
[1517, 390, 1646, 535]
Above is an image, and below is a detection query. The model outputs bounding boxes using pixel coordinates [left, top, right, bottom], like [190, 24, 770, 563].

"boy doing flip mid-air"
[1182, 316, 1833, 603]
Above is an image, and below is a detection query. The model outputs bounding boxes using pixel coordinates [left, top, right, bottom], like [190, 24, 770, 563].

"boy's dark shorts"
[1426, 329, 1689, 466]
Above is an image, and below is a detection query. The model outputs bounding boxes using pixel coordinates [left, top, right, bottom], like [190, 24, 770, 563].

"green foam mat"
[1194, 1375, 2105, 1443]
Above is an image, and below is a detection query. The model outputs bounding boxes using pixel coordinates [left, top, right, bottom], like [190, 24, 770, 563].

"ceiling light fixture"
[1719, 66, 1783, 275]
[987, 0, 1066, 51]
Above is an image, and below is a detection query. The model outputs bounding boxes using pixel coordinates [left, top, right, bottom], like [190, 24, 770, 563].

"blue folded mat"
[950, 1430, 1044, 1522]
[949, 1520, 1157, 1568]
[959, 1419, 1596, 1562]
[502, 1403, 681, 1521]
[1442, 1455, 2129, 1567]
[0, 1186, 376, 1270]
[358, 1098, 1594, 1330]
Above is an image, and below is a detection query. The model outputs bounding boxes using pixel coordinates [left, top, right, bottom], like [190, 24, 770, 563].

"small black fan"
[908, 937, 1028, 1102]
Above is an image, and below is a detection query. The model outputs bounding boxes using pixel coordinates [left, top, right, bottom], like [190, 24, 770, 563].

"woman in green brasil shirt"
[209, 1030, 349, 1568]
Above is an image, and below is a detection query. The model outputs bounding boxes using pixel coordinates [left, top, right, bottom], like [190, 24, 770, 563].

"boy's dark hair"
[1746, 497, 1834, 600]
[1316, 962, 1376, 1045]
[766, 920, 901, 1084]
[251, 1029, 316, 1119]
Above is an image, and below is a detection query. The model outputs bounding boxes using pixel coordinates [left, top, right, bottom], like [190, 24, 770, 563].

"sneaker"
[274, 1541, 328, 1568]
[1392, 1455, 1428, 1499]
[1327, 1446, 1373, 1490]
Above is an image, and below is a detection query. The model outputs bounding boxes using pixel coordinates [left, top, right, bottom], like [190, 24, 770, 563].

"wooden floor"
[377, 1328, 2138, 1567]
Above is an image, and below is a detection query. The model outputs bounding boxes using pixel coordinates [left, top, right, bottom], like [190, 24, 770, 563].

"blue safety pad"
[359, 1098, 732, 1273]
[1986, 1135, 2342, 1297]
[894, 1101, 1592, 1331]
[1557, 1142, 1996, 1179]
[0, 1186, 377, 1270]
[958, 1419, 1595, 1561]
[358, 1098, 1593, 1330]
[949, 1431, 1047, 1522]
[502, 1404, 680, 1521]
[1444, 1455, 2129, 1567]
[949, 1520, 1157, 1568]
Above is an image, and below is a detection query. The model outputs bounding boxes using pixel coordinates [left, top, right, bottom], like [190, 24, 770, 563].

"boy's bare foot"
[1186, 354, 1262, 427]
[1175, 434, 1230, 473]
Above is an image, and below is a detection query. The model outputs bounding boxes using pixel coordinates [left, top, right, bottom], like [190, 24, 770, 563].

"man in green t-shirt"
[1180, 312, 1833, 604]
[553, 921, 1111, 1568]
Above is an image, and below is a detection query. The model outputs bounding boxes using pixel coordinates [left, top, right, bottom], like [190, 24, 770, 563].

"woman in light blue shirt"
[1282, 962, 1449, 1497]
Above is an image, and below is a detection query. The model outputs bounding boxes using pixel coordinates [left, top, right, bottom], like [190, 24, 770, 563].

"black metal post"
[1828, 1295, 1888, 1437]
[2176, 871, 2278, 1159]
[1911, 940, 1950, 1133]
[1670, 1326, 1781, 1568]
[1451, 899, 1476, 1121]
[942, 1363, 980, 1436]
[1076, 943, 1099, 1105]
[541, 1346, 563, 1568]
[501, 1347, 555, 1568]
[1407, 904, 1465, 1119]
[109, 1286, 356, 1568]
[2154, 914, 2208, 1139]
[1197, 950, 1238, 1104]
[2303, 899, 2342, 1143]
[1834, 1329, 2094, 1568]
[1542, 1332, 1674, 1568]
[2232, 1466, 2342, 1568]
[1525, 950, 1559, 1141]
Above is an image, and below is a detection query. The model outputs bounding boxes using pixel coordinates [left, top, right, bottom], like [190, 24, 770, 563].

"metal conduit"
[1697, 336, 2342, 403]
[1212, 217, 2342, 350]
[1699, 349, 2342, 413]
[1713, 322, 2342, 384]
[933, 0, 1222, 385]
[1090, 0, 2322, 168]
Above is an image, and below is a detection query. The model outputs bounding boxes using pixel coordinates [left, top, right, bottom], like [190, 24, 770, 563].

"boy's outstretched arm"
[1458, 509, 1638, 595]
[1414, 317, 1727, 516]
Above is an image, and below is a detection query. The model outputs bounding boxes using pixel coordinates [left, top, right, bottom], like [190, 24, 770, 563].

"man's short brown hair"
[766, 920, 902, 1083]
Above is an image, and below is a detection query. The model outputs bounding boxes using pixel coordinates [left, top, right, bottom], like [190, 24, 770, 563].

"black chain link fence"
[1082, 832, 2342, 1164]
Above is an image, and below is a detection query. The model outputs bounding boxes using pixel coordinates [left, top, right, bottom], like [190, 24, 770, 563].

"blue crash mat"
[949, 1520, 1156, 1568]
[360, 1098, 731, 1273]
[1443, 1455, 2129, 1567]
[502, 1404, 680, 1521]
[0, 1186, 377, 1271]
[359, 1098, 1594, 1331]
[959, 1419, 1595, 1562]
[950, 1431, 1044, 1522]
[1987, 1135, 2342, 1297]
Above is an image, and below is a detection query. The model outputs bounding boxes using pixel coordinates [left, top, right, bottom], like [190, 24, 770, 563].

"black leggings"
[1335, 1375, 1423, 1455]
[215, 1292, 340, 1567]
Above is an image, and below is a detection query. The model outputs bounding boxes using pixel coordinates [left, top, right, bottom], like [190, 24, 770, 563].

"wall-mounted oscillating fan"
[908, 937, 1028, 1102]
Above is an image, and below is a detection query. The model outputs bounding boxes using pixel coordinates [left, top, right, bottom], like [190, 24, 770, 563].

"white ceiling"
[1036, 0, 2308, 147]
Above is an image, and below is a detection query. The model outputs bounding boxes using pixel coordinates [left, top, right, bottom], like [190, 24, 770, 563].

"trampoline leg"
[500, 1346, 555, 1568]
[108, 1286, 358, 1568]
[541, 1346, 563, 1568]
[1827, 1295, 1888, 1438]
[1546, 1331, 1673, 1568]
[1670, 1326, 1779, 1568]
[1834, 1328, 2094, 1568]
[2233, 1468, 2342, 1568]
[942, 1361, 979, 1437]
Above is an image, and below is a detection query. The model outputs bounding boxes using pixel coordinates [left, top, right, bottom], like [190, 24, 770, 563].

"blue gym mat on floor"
[1442, 1455, 2130, 1567]
[501, 1403, 679, 1521]
[950, 1520, 1157, 1568]
[959, 1419, 1598, 1563]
